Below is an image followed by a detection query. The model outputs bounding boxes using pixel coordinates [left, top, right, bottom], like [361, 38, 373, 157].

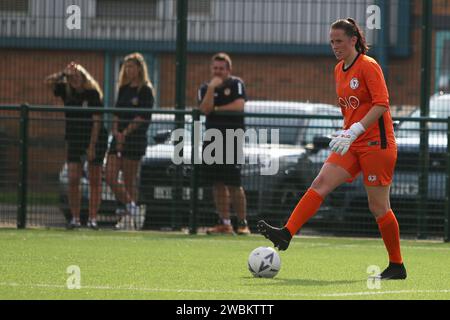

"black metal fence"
[1, 0, 450, 240]
[1, 104, 449, 241]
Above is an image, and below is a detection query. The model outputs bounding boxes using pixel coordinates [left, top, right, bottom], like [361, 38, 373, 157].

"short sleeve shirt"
[114, 84, 154, 138]
[335, 54, 395, 150]
[197, 76, 247, 132]
[54, 82, 105, 141]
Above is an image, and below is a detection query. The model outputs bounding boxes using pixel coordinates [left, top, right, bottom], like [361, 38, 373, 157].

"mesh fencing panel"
[0, 0, 449, 239]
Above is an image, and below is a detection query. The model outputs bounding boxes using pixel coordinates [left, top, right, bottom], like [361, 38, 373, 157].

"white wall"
[0, 0, 400, 46]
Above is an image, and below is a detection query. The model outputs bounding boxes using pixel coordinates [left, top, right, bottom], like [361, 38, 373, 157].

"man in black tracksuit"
[198, 53, 250, 235]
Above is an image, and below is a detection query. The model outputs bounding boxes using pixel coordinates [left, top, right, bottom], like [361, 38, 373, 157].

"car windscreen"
[245, 116, 306, 145]
[301, 118, 342, 145]
[397, 99, 450, 138]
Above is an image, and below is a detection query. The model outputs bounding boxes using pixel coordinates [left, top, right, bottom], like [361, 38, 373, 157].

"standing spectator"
[198, 53, 251, 235]
[45, 62, 108, 230]
[106, 53, 154, 230]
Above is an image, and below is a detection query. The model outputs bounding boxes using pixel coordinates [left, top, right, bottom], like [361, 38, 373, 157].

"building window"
[189, 0, 211, 15]
[174, 0, 211, 16]
[97, 0, 157, 19]
[0, 0, 28, 12]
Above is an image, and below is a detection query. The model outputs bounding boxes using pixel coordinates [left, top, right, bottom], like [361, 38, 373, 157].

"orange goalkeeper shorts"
[325, 146, 397, 186]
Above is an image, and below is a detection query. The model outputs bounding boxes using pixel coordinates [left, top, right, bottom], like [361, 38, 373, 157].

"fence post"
[17, 104, 29, 229]
[418, 0, 432, 239]
[172, 0, 188, 230]
[175, 0, 188, 110]
[189, 109, 201, 235]
[445, 117, 450, 242]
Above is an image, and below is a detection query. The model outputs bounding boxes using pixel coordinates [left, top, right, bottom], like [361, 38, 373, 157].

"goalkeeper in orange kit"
[258, 18, 406, 280]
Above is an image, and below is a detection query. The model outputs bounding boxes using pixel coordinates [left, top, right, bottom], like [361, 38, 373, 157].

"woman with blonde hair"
[106, 53, 154, 230]
[45, 61, 108, 230]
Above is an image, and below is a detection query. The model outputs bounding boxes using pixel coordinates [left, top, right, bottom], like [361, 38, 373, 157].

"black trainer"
[379, 262, 407, 280]
[257, 220, 292, 251]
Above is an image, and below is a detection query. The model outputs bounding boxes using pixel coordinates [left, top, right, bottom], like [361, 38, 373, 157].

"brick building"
[1, 0, 449, 108]
[0, 0, 449, 192]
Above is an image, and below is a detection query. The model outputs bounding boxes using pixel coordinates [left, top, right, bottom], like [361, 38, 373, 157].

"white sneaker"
[87, 220, 99, 230]
[114, 216, 126, 230]
[68, 218, 81, 230]
[114, 214, 135, 231]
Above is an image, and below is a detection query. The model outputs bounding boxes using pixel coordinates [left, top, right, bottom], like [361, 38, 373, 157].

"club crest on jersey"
[131, 97, 139, 106]
[224, 88, 231, 96]
[350, 77, 359, 90]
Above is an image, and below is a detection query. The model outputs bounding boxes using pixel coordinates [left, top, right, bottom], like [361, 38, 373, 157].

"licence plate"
[154, 187, 203, 200]
[391, 182, 419, 196]
[154, 187, 172, 200]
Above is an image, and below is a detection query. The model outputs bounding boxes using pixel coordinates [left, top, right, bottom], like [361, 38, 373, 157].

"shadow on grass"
[242, 276, 365, 287]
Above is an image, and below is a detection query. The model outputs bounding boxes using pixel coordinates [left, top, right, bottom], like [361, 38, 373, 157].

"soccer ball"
[248, 246, 281, 278]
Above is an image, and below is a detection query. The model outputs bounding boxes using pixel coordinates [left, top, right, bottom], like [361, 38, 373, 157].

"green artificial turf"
[1, 229, 450, 300]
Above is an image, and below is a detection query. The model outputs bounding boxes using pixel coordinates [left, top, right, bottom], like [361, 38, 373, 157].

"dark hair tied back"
[331, 18, 369, 54]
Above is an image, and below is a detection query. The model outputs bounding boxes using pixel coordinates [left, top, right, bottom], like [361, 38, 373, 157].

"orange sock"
[377, 210, 403, 264]
[285, 188, 324, 236]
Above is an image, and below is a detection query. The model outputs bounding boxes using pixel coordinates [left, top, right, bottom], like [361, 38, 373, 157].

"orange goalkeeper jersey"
[335, 53, 396, 150]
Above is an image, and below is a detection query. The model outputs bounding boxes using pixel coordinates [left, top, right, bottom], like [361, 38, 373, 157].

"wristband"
[349, 122, 366, 137]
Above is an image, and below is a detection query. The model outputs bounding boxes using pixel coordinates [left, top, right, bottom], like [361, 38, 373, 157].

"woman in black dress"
[106, 53, 154, 230]
[45, 62, 108, 230]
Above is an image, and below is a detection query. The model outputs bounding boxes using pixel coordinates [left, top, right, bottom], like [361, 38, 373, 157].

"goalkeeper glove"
[329, 122, 366, 156]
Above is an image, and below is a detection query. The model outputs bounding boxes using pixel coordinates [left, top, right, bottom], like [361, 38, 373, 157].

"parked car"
[58, 113, 177, 227]
[138, 101, 342, 230]
[383, 93, 449, 236]
[58, 101, 342, 230]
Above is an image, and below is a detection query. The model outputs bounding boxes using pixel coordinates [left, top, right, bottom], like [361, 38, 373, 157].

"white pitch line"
[321, 289, 450, 297]
[1, 282, 450, 298]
